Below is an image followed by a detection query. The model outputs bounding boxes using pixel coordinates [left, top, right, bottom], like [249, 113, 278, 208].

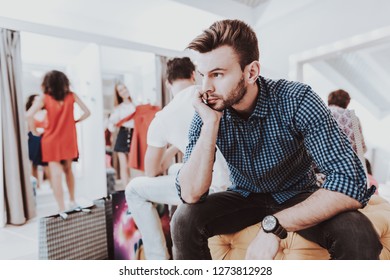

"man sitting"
[125, 57, 230, 259]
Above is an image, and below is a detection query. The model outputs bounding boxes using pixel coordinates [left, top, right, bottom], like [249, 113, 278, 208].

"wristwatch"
[261, 215, 288, 239]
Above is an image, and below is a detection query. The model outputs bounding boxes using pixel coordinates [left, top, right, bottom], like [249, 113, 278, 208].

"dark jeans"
[171, 190, 382, 260]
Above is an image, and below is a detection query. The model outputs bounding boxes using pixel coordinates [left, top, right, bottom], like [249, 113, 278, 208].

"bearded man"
[171, 19, 381, 260]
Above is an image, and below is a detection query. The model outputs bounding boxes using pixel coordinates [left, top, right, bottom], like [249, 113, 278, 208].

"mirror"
[100, 46, 157, 188]
[20, 32, 161, 215]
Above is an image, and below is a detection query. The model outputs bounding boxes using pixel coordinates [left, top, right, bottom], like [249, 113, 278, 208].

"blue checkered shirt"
[176, 76, 373, 206]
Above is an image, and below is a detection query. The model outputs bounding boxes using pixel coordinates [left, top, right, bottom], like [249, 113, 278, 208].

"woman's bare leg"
[31, 163, 39, 189]
[117, 152, 129, 186]
[62, 159, 75, 202]
[48, 161, 65, 211]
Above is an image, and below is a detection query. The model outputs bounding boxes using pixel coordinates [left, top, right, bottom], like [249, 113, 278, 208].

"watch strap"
[273, 223, 288, 239]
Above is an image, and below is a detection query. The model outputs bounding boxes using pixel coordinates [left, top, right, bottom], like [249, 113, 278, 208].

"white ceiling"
[324, 43, 390, 118]
[232, 0, 268, 8]
[295, 29, 390, 120]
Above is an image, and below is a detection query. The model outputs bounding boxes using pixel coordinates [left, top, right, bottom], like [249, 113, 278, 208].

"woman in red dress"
[26, 70, 90, 212]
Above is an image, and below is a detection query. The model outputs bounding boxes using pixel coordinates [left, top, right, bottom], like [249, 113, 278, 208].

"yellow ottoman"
[209, 195, 390, 260]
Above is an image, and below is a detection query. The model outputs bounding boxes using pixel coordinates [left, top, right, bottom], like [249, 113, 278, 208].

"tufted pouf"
[209, 195, 390, 260]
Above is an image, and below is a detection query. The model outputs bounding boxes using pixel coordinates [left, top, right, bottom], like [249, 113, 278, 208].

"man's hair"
[25, 94, 39, 111]
[187, 19, 259, 70]
[166, 57, 195, 84]
[365, 158, 372, 175]
[328, 89, 351, 109]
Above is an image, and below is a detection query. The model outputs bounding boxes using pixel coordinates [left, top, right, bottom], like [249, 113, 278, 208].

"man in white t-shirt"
[125, 57, 230, 259]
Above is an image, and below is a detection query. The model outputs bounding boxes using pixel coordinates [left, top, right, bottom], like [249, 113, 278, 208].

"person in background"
[25, 94, 49, 189]
[104, 113, 113, 168]
[171, 19, 381, 260]
[125, 57, 230, 259]
[26, 70, 90, 212]
[108, 84, 136, 186]
[327, 89, 376, 193]
[314, 89, 368, 185]
[327, 89, 367, 154]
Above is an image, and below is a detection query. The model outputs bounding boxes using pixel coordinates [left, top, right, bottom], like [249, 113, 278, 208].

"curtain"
[0, 28, 36, 225]
[156, 55, 171, 108]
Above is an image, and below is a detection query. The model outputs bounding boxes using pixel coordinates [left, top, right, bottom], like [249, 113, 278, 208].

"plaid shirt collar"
[225, 76, 269, 122]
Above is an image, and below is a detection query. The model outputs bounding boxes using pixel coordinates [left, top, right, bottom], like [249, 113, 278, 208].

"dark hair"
[328, 89, 351, 109]
[41, 70, 70, 101]
[114, 83, 132, 105]
[25, 94, 39, 111]
[365, 158, 372, 175]
[166, 57, 195, 84]
[187, 19, 259, 70]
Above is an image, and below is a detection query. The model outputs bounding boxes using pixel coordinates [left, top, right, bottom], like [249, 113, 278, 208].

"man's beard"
[209, 76, 247, 111]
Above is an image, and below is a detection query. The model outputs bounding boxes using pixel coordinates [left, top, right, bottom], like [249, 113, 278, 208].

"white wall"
[256, 0, 390, 78]
[67, 44, 106, 201]
[259, 0, 390, 183]
[0, 0, 221, 52]
[2, 0, 390, 187]
[302, 63, 390, 183]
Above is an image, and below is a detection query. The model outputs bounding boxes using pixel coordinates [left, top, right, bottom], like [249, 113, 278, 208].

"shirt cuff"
[322, 173, 372, 207]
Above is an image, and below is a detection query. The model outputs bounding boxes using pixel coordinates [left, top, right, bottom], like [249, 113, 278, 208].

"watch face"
[262, 215, 277, 231]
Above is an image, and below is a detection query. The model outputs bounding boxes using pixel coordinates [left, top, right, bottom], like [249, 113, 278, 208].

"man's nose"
[202, 77, 214, 94]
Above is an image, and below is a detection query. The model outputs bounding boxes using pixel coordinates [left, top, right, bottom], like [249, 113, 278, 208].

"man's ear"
[165, 80, 171, 90]
[191, 71, 196, 82]
[245, 61, 260, 84]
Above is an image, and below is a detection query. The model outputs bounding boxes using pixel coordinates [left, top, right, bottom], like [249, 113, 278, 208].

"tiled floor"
[0, 167, 141, 260]
[0, 180, 79, 260]
[1, 179, 390, 260]
[0, 178, 122, 260]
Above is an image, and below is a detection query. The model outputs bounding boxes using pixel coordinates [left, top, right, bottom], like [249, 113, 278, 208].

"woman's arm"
[74, 93, 91, 123]
[26, 95, 45, 135]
